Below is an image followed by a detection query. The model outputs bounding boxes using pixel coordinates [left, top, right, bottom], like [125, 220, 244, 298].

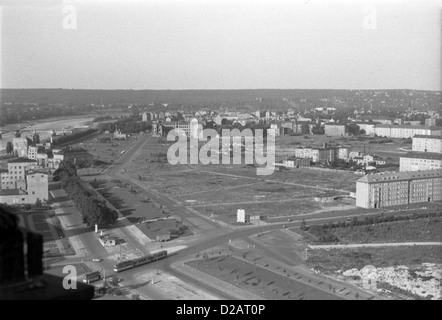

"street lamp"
[156, 256, 159, 275]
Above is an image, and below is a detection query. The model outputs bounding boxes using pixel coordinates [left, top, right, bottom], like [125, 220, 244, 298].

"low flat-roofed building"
[0, 188, 29, 205]
[356, 169, 442, 208]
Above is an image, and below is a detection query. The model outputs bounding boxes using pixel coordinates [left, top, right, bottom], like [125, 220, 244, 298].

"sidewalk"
[50, 189, 89, 257]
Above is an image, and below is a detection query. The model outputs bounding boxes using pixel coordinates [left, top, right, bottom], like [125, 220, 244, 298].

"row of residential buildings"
[399, 135, 442, 172]
[292, 142, 387, 166]
[0, 158, 49, 205]
[356, 134, 442, 208]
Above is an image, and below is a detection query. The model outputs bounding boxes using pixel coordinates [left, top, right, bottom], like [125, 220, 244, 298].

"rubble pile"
[339, 263, 441, 300]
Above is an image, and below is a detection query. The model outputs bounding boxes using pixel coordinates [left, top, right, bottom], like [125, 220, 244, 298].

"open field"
[72, 132, 143, 164]
[331, 217, 442, 243]
[119, 137, 360, 223]
[304, 216, 442, 244]
[187, 256, 341, 300]
[91, 179, 193, 241]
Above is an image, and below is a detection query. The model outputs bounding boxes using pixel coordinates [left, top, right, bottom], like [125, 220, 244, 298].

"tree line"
[98, 118, 152, 134]
[52, 128, 99, 146]
[53, 161, 118, 227]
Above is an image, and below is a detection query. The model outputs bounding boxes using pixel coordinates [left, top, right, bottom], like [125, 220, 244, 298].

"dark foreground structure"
[0, 206, 94, 300]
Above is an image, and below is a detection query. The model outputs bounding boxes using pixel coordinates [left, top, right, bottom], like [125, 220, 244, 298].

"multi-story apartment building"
[337, 147, 350, 161]
[425, 118, 436, 127]
[0, 170, 48, 205]
[412, 135, 442, 153]
[294, 146, 337, 164]
[27, 145, 39, 160]
[374, 125, 440, 139]
[399, 152, 442, 172]
[1, 158, 38, 190]
[356, 169, 442, 208]
[160, 121, 190, 136]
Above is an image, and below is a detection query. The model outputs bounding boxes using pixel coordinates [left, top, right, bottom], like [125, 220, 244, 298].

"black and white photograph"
[0, 0, 441, 305]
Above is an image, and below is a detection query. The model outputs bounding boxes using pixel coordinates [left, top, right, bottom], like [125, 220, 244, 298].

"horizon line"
[1, 87, 441, 92]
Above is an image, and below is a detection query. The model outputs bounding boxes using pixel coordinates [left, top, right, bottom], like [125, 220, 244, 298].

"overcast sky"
[1, 0, 441, 90]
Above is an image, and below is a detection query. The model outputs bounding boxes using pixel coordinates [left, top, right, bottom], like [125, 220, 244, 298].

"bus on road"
[83, 271, 102, 284]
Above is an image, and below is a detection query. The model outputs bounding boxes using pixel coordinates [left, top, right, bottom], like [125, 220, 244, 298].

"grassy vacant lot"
[123, 137, 359, 221]
[307, 217, 442, 244]
[187, 256, 340, 300]
[307, 246, 442, 272]
[332, 217, 442, 243]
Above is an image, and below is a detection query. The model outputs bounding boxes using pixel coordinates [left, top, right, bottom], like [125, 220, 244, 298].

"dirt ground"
[119, 137, 360, 224]
[187, 255, 341, 300]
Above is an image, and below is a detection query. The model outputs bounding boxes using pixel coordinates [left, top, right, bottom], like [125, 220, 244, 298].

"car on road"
[92, 258, 102, 262]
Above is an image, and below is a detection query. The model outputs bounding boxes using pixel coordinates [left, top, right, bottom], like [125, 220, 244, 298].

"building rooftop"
[357, 169, 442, 184]
[374, 124, 440, 130]
[325, 123, 345, 127]
[401, 152, 442, 160]
[0, 188, 25, 196]
[55, 147, 90, 155]
[7, 158, 37, 164]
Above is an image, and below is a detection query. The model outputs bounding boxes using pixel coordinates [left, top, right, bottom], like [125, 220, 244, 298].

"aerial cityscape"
[0, 0, 441, 304]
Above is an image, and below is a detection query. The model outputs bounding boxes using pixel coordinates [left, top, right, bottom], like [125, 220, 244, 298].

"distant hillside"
[1, 88, 436, 106]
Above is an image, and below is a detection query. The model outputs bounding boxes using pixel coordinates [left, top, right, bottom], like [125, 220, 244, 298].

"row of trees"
[54, 162, 118, 227]
[52, 128, 99, 146]
[98, 120, 152, 134]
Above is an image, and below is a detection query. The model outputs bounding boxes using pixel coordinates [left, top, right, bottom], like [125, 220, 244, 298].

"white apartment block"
[338, 147, 350, 160]
[400, 152, 442, 172]
[412, 135, 442, 153]
[374, 125, 440, 139]
[356, 169, 442, 208]
[356, 123, 375, 136]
